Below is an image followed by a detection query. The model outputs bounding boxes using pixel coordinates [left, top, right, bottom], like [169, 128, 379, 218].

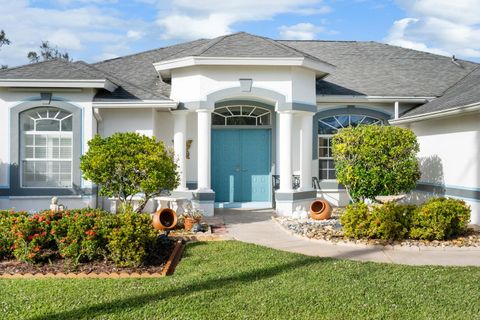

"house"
[0, 32, 478, 224]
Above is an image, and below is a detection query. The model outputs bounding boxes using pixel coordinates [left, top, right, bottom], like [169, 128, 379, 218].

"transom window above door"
[212, 105, 271, 126]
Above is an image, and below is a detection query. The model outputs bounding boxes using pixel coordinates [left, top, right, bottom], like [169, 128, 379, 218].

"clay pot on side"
[183, 217, 200, 231]
[152, 208, 177, 231]
[309, 199, 332, 220]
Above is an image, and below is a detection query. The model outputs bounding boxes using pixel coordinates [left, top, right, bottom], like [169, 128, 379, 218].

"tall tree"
[27, 41, 71, 63]
[0, 30, 10, 69]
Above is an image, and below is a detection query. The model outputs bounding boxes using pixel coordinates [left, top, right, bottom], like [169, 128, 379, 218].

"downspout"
[93, 107, 102, 209]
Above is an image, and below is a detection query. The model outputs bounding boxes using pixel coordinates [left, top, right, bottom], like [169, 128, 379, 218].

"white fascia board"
[317, 95, 433, 103]
[154, 56, 334, 78]
[389, 102, 480, 124]
[0, 79, 118, 92]
[93, 100, 178, 109]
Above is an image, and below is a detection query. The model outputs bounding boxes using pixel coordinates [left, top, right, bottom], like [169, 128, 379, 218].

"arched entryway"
[211, 101, 274, 206]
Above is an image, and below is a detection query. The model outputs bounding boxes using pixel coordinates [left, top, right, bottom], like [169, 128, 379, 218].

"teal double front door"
[212, 129, 271, 202]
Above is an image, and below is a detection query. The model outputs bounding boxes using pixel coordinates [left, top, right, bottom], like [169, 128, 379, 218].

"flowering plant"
[181, 201, 203, 220]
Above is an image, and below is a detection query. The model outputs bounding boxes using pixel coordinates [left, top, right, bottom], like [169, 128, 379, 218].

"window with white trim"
[20, 107, 73, 188]
[212, 105, 271, 126]
[318, 114, 383, 180]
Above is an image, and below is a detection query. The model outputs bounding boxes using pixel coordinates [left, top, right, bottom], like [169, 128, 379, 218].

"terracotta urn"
[152, 208, 177, 231]
[309, 199, 332, 220]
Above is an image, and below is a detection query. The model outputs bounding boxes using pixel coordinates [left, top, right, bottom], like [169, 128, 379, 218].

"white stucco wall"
[406, 112, 480, 224]
[170, 66, 316, 106]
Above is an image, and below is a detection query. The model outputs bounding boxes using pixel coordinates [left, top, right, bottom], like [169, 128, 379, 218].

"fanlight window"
[212, 105, 271, 126]
[318, 114, 383, 180]
[20, 107, 73, 188]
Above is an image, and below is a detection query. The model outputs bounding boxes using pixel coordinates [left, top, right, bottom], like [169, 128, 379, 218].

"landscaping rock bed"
[275, 208, 480, 248]
[0, 237, 176, 276]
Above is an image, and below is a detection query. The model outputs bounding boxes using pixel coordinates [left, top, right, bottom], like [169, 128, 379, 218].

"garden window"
[20, 107, 73, 188]
[318, 114, 383, 180]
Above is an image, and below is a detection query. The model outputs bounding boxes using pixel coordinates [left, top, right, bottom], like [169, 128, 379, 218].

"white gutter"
[316, 95, 433, 103]
[93, 100, 179, 109]
[389, 101, 480, 124]
[0, 79, 117, 92]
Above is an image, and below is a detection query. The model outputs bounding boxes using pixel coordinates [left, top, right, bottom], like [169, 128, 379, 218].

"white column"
[197, 109, 212, 191]
[173, 111, 188, 191]
[299, 113, 313, 191]
[278, 111, 294, 192]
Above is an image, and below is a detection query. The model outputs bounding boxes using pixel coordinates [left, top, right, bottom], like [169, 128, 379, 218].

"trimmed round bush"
[341, 202, 416, 240]
[106, 212, 159, 267]
[410, 197, 470, 240]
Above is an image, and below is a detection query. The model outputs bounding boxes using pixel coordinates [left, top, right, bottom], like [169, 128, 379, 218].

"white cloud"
[386, 0, 480, 59]
[0, 0, 146, 67]
[278, 23, 325, 40]
[156, 0, 331, 40]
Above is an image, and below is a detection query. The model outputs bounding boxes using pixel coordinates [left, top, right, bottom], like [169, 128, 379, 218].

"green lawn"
[0, 241, 479, 320]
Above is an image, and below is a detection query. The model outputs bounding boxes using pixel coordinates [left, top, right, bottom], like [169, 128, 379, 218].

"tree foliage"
[27, 41, 71, 63]
[0, 29, 10, 69]
[80, 133, 179, 213]
[332, 125, 421, 202]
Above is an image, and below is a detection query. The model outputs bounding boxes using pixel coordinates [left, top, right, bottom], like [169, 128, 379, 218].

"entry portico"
[159, 40, 333, 215]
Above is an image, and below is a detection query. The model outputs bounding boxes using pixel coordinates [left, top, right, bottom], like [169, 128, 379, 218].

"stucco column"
[173, 111, 188, 191]
[299, 112, 314, 191]
[196, 109, 212, 191]
[278, 111, 294, 192]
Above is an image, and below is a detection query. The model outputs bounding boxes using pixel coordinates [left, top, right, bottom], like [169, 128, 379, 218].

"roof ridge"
[273, 38, 335, 67]
[91, 62, 170, 99]
[195, 33, 238, 56]
[0, 59, 69, 74]
[93, 38, 209, 65]
[156, 38, 221, 62]
[435, 64, 480, 98]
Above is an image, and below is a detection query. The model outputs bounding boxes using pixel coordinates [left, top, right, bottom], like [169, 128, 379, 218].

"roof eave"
[153, 56, 335, 80]
[92, 100, 179, 109]
[317, 95, 433, 103]
[0, 79, 118, 92]
[389, 101, 480, 124]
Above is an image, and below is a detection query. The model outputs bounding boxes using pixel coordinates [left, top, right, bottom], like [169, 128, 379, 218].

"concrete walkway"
[212, 208, 480, 266]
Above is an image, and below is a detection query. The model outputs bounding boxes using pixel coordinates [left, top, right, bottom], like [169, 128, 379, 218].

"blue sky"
[1, 0, 480, 67]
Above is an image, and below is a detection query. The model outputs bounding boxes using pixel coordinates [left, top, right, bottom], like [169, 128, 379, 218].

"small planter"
[309, 199, 332, 220]
[183, 217, 200, 231]
[152, 208, 177, 231]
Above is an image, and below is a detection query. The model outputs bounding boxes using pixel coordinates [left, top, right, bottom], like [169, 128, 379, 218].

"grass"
[0, 241, 479, 320]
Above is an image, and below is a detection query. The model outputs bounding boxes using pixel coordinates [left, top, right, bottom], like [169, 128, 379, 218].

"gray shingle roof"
[92, 38, 210, 101]
[0, 60, 107, 80]
[280, 40, 478, 97]
[402, 66, 480, 117]
[1, 32, 479, 111]
[161, 32, 332, 65]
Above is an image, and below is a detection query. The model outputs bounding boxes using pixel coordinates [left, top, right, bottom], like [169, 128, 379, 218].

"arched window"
[212, 105, 271, 126]
[20, 107, 73, 188]
[318, 114, 384, 180]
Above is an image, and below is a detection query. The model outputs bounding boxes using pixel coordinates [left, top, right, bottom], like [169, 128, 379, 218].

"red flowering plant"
[50, 208, 113, 263]
[11, 210, 62, 263]
[0, 210, 28, 259]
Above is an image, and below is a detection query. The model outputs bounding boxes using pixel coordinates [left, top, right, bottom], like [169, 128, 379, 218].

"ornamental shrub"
[332, 125, 421, 202]
[50, 208, 114, 263]
[0, 210, 28, 259]
[106, 212, 159, 267]
[11, 211, 63, 263]
[341, 202, 416, 240]
[410, 197, 470, 240]
[80, 132, 180, 213]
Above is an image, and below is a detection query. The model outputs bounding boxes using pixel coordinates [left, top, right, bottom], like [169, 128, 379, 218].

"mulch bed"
[275, 208, 480, 248]
[0, 238, 185, 278]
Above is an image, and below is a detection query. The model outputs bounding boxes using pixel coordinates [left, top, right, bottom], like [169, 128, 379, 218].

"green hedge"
[0, 209, 161, 267]
[341, 198, 471, 241]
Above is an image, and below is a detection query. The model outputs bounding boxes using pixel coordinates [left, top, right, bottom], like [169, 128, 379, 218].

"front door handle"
[234, 166, 241, 172]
